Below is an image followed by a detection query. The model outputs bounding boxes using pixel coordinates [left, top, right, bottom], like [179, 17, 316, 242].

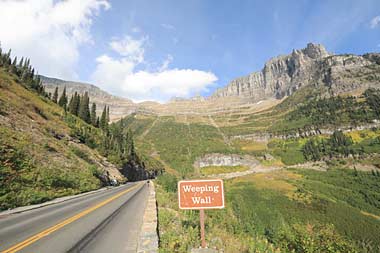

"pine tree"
[96, 116, 100, 128]
[106, 106, 110, 123]
[4, 49, 11, 67]
[78, 92, 91, 124]
[58, 86, 68, 110]
[52, 87, 58, 103]
[68, 94, 75, 113]
[10, 57, 17, 74]
[90, 103, 97, 127]
[100, 105, 108, 130]
[18, 57, 24, 69]
[72, 92, 80, 116]
[68, 92, 80, 115]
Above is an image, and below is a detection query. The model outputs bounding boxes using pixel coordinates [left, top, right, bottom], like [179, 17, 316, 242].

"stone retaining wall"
[137, 182, 159, 253]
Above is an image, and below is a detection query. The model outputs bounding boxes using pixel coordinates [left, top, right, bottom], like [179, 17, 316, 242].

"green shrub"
[156, 173, 178, 192]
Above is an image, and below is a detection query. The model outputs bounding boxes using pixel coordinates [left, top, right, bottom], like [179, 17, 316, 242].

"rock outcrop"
[194, 153, 258, 168]
[212, 43, 380, 101]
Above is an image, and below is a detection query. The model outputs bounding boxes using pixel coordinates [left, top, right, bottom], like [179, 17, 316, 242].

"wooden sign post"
[178, 179, 225, 248]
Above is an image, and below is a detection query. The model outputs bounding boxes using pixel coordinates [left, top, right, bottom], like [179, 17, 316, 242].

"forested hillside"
[0, 46, 160, 210]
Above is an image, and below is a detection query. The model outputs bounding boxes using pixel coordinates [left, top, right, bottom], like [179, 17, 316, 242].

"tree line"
[288, 88, 380, 129]
[0, 43, 46, 96]
[53, 87, 143, 175]
[53, 86, 110, 130]
[302, 131, 356, 161]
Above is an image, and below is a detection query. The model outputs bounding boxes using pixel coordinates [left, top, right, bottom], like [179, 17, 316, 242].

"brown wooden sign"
[178, 179, 225, 210]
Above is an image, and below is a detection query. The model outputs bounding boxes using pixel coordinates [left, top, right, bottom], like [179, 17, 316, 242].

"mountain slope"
[0, 68, 124, 210]
[41, 76, 137, 121]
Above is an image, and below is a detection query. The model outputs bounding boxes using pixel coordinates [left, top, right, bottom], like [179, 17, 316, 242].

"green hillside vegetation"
[148, 86, 380, 252]
[200, 165, 248, 176]
[121, 115, 233, 176]
[0, 67, 106, 210]
[270, 88, 380, 135]
[156, 168, 380, 252]
[0, 46, 156, 210]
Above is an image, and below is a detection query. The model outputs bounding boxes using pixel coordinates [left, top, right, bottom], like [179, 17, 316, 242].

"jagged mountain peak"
[212, 42, 379, 101]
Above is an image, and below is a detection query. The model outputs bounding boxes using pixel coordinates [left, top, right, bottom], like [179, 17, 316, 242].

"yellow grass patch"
[347, 131, 364, 142]
[230, 170, 302, 194]
[233, 140, 268, 152]
[201, 165, 249, 175]
[261, 159, 284, 167]
[361, 211, 380, 220]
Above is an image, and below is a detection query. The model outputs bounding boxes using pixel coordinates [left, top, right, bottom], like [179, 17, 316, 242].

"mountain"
[212, 43, 380, 101]
[41, 43, 380, 118]
[41, 76, 138, 121]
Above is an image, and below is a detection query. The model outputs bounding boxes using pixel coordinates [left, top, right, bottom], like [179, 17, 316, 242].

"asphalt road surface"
[0, 182, 149, 253]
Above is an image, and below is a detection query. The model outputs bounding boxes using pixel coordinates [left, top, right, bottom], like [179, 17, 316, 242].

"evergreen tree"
[58, 86, 68, 110]
[96, 116, 100, 128]
[106, 106, 110, 123]
[78, 92, 91, 124]
[90, 102, 97, 127]
[68, 94, 74, 112]
[18, 57, 24, 69]
[68, 92, 80, 116]
[100, 105, 108, 130]
[74, 92, 80, 116]
[52, 87, 58, 103]
[10, 57, 17, 74]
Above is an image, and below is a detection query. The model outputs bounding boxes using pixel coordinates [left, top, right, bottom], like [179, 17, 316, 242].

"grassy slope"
[146, 87, 380, 252]
[0, 68, 117, 210]
[157, 168, 380, 252]
[123, 115, 234, 176]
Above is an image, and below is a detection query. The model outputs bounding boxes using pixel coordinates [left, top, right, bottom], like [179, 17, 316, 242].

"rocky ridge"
[212, 43, 380, 101]
[41, 43, 380, 118]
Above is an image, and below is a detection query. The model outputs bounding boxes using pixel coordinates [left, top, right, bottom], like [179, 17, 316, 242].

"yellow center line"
[1, 183, 143, 253]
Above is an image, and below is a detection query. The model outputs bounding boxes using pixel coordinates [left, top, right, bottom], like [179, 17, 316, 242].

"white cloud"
[122, 69, 217, 102]
[161, 23, 176, 30]
[370, 15, 380, 28]
[109, 36, 146, 63]
[131, 27, 141, 33]
[159, 55, 174, 72]
[0, 0, 110, 79]
[91, 36, 217, 102]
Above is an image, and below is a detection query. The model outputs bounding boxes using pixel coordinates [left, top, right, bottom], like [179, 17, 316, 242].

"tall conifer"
[90, 103, 97, 127]
[78, 92, 91, 123]
[52, 87, 59, 103]
[58, 87, 68, 110]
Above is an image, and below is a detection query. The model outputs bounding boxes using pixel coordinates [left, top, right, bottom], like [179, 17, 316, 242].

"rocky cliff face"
[211, 43, 380, 101]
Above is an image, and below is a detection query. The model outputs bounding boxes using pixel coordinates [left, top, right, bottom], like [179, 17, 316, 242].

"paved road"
[0, 182, 149, 253]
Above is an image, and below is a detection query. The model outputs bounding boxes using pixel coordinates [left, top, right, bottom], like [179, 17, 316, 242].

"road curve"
[0, 182, 149, 253]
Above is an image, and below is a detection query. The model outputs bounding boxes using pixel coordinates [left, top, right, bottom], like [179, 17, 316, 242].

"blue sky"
[0, 0, 379, 102]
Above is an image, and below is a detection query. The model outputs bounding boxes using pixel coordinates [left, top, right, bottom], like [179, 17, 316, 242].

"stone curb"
[137, 181, 159, 253]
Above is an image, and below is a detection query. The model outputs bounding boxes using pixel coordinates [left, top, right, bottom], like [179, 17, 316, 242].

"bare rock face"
[194, 153, 258, 168]
[211, 43, 380, 101]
